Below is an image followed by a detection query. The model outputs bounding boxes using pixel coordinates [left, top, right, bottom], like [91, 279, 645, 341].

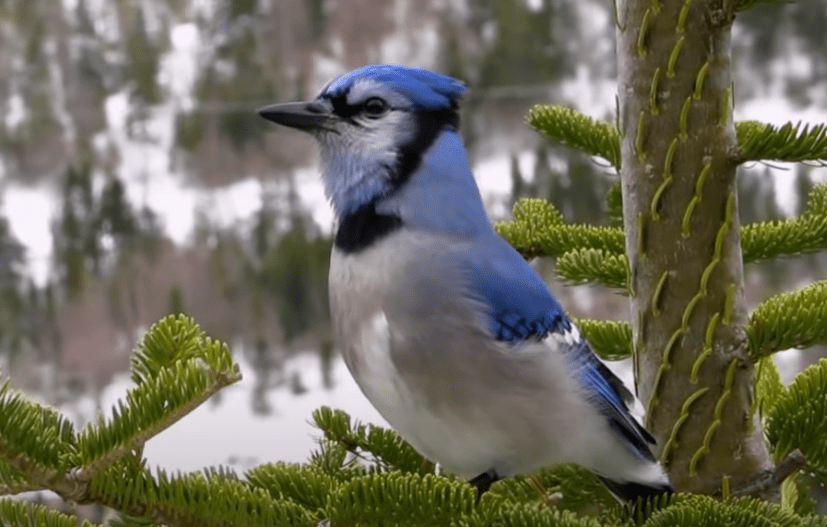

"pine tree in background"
[0, 216, 26, 361]
[3, 0, 827, 526]
[53, 162, 100, 299]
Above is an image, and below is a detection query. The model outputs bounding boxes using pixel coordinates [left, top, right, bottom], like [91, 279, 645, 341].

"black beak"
[257, 101, 335, 133]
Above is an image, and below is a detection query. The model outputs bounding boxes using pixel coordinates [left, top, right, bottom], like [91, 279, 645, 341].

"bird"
[258, 64, 673, 503]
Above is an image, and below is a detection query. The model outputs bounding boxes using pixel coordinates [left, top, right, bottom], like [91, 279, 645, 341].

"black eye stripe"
[329, 94, 403, 121]
[330, 95, 360, 119]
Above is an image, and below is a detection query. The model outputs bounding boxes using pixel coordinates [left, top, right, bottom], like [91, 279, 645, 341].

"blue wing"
[461, 235, 657, 461]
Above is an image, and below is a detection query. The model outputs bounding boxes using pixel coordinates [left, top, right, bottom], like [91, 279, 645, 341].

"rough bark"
[617, 0, 773, 494]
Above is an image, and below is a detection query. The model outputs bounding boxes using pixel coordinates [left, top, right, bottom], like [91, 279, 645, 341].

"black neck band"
[335, 204, 402, 253]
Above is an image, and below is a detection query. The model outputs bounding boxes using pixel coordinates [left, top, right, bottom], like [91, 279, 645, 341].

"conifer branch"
[0, 457, 42, 495]
[726, 449, 806, 498]
[746, 281, 827, 360]
[312, 407, 433, 475]
[606, 183, 623, 222]
[307, 440, 360, 482]
[502, 183, 827, 278]
[0, 378, 78, 494]
[765, 360, 827, 485]
[556, 249, 629, 290]
[0, 499, 99, 527]
[496, 199, 626, 260]
[0, 316, 252, 527]
[491, 464, 618, 514]
[74, 360, 239, 482]
[572, 318, 633, 360]
[72, 316, 241, 485]
[742, 183, 827, 262]
[736, 120, 827, 164]
[84, 462, 314, 527]
[527, 105, 621, 169]
[326, 472, 480, 527]
[754, 357, 786, 420]
[528, 107, 826, 170]
[246, 462, 338, 513]
[643, 495, 825, 527]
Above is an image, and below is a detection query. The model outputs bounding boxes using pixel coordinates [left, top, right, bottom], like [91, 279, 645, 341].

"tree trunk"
[617, 0, 773, 494]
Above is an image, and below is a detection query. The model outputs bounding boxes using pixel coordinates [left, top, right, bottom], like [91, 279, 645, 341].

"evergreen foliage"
[736, 121, 827, 163]
[754, 356, 785, 420]
[499, 180, 827, 285]
[741, 183, 827, 263]
[0, 315, 254, 526]
[496, 199, 626, 259]
[572, 318, 633, 361]
[0, 499, 97, 527]
[765, 360, 827, 479]
[1, 318, 827, 525]
[312, 407, 434, 475]
[555, 248, 628, 290]
[527, 105, 621, 169]
[747, 281, 827, 360]
[640, 495, 827, 527]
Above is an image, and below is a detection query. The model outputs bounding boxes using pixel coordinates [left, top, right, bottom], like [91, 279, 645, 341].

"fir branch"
[0, 316, 245, 527]
[246, 462, 336, 513]
[746, 280, 827, 360]
[74, 357, 240, 480]
[741, 215, 827, 262]
[74, 315, 241, 480]
[572, 318, 633, 361]
[765, 360, 827, 479]
[502, 185, 827, 268]
[644, 495, 823, 527]
[0, 458, 37, 496]
[726, 449, 806, 499]
[308, 440, 365, 483]
[311, 407, 433, 475]
[497, 199, 626, 260]
[741, 183, 827, 262]
[528, 105, 621, 169]
[489, 464, 617, 516]
[326, 472, 482, 527]
[556, 249, 629, 290]
[84, 461, 315, 527]
[736, 120, 827, 163]
[490, 502, 604, 527]
[107, 513, 164, 527]
[754, 356, 786, 421]
[606, 183, 623, 223]
[0, 378, 77, 489]
[131, 315, 238, 386]
[0, 499, 99, 527]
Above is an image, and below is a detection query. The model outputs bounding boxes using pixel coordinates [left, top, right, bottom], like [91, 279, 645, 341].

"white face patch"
[315, 78, 421, 217]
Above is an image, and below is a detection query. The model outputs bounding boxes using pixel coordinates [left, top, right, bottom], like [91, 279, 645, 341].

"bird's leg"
[468, 469, 499, 499]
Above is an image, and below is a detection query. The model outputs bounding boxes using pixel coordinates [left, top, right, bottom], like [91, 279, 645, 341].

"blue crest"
[320, 64, 468, 109]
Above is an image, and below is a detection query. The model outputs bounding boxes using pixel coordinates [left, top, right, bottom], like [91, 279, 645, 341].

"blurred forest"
[0, 0, 826, 404]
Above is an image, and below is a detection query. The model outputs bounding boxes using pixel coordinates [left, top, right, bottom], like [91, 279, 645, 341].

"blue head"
[259, 64, 469, 220]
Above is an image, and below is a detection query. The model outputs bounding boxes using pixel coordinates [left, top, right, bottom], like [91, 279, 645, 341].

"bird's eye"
[362, 97, 388, 118]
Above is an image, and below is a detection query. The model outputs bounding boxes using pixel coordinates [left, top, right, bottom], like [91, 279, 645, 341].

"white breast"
[327, 233, 657, 482]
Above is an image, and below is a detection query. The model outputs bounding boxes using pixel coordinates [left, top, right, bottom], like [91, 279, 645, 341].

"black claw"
[469, 470, 499, 500]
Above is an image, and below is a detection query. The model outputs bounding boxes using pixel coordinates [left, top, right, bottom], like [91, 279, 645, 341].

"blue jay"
[259, 64, 673, 502]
